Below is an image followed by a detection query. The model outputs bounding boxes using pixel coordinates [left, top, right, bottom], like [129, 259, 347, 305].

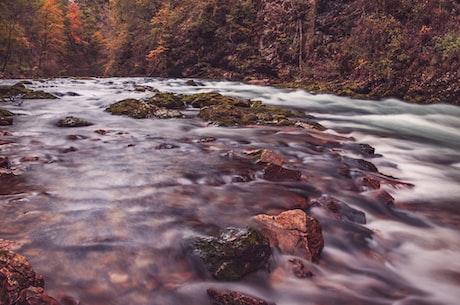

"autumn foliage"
[0, 0, 459, 103]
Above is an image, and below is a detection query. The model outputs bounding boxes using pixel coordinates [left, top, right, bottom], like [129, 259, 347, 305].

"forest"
[0, 0, 459, 104]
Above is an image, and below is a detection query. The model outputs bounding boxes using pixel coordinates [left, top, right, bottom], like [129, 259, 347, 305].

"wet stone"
[56, 116, 93, 128]
[0, 108, 14, 126]
[254, 209, 324, 262]
[252, 149, 285, 166]
[0, 156, 11, 169]
[263, 163, 301, 181]
[188, 227, 271, 281]
[311, 196, 367, 224]
[207, 288, 274, 305]
[288, 258, 314, 278]
[341, 156, 378, 173]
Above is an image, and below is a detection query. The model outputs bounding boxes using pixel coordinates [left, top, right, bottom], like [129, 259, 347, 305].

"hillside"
[1, 0, 459, 104]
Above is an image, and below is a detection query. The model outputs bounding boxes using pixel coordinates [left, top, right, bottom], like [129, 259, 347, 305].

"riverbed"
[1, 78, 459, 305]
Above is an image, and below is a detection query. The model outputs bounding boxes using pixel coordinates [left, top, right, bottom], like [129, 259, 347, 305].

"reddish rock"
[254, 149, 284, 166]
[16, 287, 61, 305]
[355, 174, 381, 191]
[373, 190, 395, 206]
[94, 129, 108, 135]
[263, 163, 301, 181]
[0, 249, 60, 305]
[207, 288, 274, 305]
[20, 157, 40, 162]
[254, 209, 324, 262]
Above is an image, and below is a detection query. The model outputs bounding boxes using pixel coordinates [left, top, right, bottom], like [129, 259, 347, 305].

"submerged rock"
[253, 209, 324, 262]
[207, 288, 274, 305]
[189, 227, 271, 280]
[56, 116, 93, 127]
[0, 156, 11, 169]
[311, 196, 366, 224]
[0, 249, 60, 305]
[341, 156, 378, 173]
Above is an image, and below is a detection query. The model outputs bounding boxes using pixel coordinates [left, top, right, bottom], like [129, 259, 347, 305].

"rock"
[342, 143, 376, 156]
[0, 250, 56, 305]
[252, 149, 284, 166]
[105, 98, 158, 119]
[253, 209, 324, 262]
[207, 288, 274, 305]
[189, 227, 271, 280]
[353, 173, 381, 191]
[0, 156, 10, 169]
[263, 163, 301, 181]
[152, 108, 184, 119]
[144, 92, 186, 109]
[105, 98, 184, 119]
[0, 109, 13, 126]
[56, 116, 93, 128]
[0, 83, 57, 100]
[16, 287, 61, 305]
[288, 258, 314, 278]
[341, 156, 378, 173]
[311, 196, 366, 224]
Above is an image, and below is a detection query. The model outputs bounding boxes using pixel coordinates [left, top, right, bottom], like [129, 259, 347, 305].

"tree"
[33, 0, 67, 75]
[0, 0, 38, 74]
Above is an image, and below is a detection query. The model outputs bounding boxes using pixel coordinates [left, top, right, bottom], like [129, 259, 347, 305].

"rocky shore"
[0, 81, 417, 305]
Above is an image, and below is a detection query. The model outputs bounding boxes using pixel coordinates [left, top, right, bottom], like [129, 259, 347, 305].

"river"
[1, 78, 459, 305]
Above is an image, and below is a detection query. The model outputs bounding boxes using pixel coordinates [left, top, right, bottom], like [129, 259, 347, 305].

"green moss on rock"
[105, 98, 184, 119]
[0, 82, 57, 100]
[105, 98, 158, 119]
[190, 227, 271, 281]
[144, 92, 186, 109]
[56, 116, 93, 127]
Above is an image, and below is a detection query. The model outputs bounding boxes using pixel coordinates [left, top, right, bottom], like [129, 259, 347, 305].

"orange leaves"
[67, 2, 84, 45]
[146, 45, 167, 62]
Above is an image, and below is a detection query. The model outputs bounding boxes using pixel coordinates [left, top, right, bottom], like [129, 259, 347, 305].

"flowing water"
[1, 78, 459, 305]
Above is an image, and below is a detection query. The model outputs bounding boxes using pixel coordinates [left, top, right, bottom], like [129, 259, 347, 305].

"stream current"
[1, 78, 459, 305]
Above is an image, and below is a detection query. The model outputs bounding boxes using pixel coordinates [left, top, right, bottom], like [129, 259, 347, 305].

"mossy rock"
[144, 92, 186, 109]
[105, 98, 159, 119]
[189, 227, 271, 281]
[56, 116, 93, 127]
[106, 98, 184, 119]
[0, 82, 57, 100]
[180, 91, 245, 108]
[178, 91, 314, 127]
[0, 108, 14, 126]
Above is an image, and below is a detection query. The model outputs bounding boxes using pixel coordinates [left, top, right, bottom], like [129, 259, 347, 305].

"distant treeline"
[1, 0, 459, 103]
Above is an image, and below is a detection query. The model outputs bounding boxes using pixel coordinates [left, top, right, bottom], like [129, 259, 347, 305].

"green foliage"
[433, 32, 460, 61]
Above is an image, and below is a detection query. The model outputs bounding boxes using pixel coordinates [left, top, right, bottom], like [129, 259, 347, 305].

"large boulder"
[189, 227, 271, 281]
[105, 98, 184, 119]
[0, 249, 60, 305]
[253, 209, 324, 262]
